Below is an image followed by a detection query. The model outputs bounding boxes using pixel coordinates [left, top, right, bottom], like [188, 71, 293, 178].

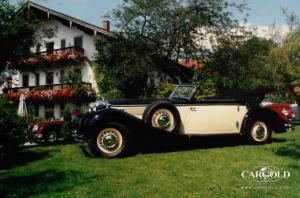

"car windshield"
[169, 84, 197, 100]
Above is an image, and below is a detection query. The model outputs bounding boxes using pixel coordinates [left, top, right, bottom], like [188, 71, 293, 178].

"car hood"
[34, 120, 64, 126]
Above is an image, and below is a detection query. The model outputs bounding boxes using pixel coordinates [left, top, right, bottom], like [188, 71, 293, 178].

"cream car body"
[80, 84, 293, 158]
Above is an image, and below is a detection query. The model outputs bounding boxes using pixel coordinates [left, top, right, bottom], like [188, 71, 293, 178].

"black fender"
[82, 108, 146, 139]
[240, 106, 287, 134]
[81, 108, 185, 147]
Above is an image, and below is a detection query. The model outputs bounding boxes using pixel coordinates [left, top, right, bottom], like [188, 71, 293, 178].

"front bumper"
[284, 123, 294, 132]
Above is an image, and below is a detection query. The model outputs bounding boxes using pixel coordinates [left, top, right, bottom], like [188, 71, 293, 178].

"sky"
[9, 0, 300, 29]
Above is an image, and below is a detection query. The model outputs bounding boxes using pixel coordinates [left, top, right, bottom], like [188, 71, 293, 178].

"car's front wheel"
[88, 123, 132, 158]
[246, 120, 272, 144]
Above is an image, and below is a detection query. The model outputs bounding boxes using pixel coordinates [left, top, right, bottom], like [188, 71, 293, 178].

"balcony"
[6, 83, 96, 104]
[15, 46, 86, 69]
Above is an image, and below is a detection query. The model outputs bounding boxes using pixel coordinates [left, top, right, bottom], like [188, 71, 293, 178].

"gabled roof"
[20, 1, 110, 36]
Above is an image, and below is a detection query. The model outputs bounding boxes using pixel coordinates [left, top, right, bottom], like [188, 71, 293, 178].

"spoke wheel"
[151, 108, 175, 131]
[46, 131, 57, 143]
[143, 101, 181, 133]
[246, 120, 271, 144]
[88, 123, 133, 158]
[96, 128, 123, 154]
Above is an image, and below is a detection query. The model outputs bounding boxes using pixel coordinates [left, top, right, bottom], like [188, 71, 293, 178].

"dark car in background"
[29, 112, 84, 143]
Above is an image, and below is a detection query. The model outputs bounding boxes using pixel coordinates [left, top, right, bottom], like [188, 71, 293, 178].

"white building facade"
[7, 1, 110, 119]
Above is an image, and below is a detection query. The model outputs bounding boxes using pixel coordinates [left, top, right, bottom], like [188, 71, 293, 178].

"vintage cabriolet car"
[79, 84, 293, 158]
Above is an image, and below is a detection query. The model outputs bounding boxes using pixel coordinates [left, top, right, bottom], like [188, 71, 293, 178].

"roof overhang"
[19, 1, 111, 36]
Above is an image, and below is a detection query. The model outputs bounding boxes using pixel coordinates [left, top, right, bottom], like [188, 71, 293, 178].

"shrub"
[152, 82, 176, 98]
[0, 97, 28, 159]
[60, 108, 73, 142]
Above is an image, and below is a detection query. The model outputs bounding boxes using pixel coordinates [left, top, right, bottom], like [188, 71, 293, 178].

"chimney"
[102, 18, 110, 32]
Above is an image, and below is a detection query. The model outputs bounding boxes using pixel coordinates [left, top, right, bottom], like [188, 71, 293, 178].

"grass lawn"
[0, 127, 300, 198]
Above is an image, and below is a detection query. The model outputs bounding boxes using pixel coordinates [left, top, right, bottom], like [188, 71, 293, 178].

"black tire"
[45, 130, 58, 144]
[143, 100, 181, 133]
[87, 122, 132, 158]
[245, 119, 272, 144]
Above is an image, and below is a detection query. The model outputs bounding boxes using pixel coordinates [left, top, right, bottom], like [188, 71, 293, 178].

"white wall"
[30, 19, 97, 60]
[12, 19, 99, 89]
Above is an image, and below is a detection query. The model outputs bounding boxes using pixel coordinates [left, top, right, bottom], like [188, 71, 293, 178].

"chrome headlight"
[89, 103, 97, 112]
[32, 124, 39, 132]
[282, 108, 289, 116]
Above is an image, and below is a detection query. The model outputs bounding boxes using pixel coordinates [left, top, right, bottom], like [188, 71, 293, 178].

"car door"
[182, 104, 247, 134]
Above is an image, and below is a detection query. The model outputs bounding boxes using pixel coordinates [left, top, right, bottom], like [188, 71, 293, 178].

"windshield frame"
[168, 84, 198, 100]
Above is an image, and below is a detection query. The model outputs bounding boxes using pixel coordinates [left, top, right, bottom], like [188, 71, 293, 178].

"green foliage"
[192, 67, 216, 98]
[264, 28, 300, 96]
[193, 36, 275, 97]
[264, 96, 296, 104]
[62, 66, 82, 87]
[113, 0, 244, 61]
[0, 0, 40, 71]
[152, 82, 176, 98]
[0, 97, 29, 158]
[95, 36, 153, 98]
[94, 0, 244, 98]
[60, 108, 73, 142]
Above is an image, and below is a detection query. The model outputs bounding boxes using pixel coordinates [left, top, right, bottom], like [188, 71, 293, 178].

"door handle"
[190, 107, 196, 111]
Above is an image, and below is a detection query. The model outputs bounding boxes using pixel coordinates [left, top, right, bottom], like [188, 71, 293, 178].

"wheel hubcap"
[48, 132, 57, 142]
[158, 114, 170, 128]
[151, 109, 174, 131]
[251, 121, 268, 142]
[97, 128, 123, 153]
[103, 134, 117, 148]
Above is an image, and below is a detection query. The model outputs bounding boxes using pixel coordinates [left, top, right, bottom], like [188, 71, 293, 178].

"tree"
[281, 7, 300, 32]
[95, 0, 246, 98]
[0, 0, 40, 83]
[0, 97, 29, 160]
[113, 0, 245, 61]
[264, 29, 300, 96]
[193, 36, 276, 97]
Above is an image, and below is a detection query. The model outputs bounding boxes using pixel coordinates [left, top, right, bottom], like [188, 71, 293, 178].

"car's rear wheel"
[45, 131, 58, 144]
[88, 123, 132, 158]
[246, 120, 272, 144]
[143, 101, 181, 133]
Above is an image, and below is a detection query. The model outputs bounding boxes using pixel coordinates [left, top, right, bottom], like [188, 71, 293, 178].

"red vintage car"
[29, 112, 84, 143]
[264, 103, 295, 122]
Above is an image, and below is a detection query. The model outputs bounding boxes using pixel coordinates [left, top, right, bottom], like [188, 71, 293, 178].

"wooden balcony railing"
[5, 83, 96, 103]
[7, 83, 92, 93]
[14, 46, 86, 69]
[34, 46, 84, 56]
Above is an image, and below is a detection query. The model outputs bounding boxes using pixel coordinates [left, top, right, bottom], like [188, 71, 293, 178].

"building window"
[46, 72, 54, 85]
[35, 73, 40, 86]
[61, 39, 66, 49]
[74, 36, 83, 48]
[34, 105, 39, 117]
[36, 44, 41, 53]
[46, 42, 54, 54]
[45, 104, 54, 119]
[22, 75, 29, 87]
